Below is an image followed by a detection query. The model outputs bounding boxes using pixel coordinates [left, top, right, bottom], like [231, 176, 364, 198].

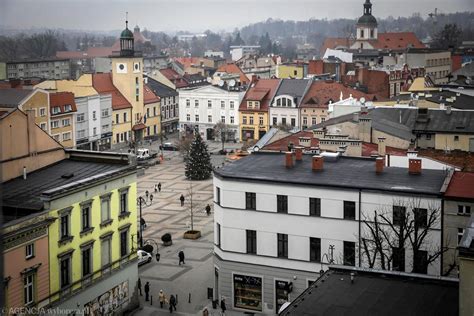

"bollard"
[176, 294, 178, 305]
[188, 293, 191, 303]
[150, 295, 153, 305]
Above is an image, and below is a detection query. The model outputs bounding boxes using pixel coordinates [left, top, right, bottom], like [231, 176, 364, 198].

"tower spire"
[126, 11, 128, 29]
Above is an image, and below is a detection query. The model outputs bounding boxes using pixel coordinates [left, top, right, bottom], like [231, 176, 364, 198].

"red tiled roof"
[144, 84, 160, 105]
[159, 68, 188, 88]
[175, 57, 204, 68]
[56, 46, 113, 59]
[263, 131, 319, 151]
[92, 73, 132, 110]
[320, 37, 352, 55]
[445, 172, 474, 199]
[362, 142, 407, 157]
[246, 89, 268, 101]
[49, 92, 77, 115]
[239, 79, 280, 112]
[216, 63, 249, 84]
[300, 81, 376, 108]
[374, 32, 426, 50]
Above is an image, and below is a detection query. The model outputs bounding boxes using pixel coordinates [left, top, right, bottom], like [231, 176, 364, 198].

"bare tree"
[362, 198, 447, 274]
[214, 121, 233, 152]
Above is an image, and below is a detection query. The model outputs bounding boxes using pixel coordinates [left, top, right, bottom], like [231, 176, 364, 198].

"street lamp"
[145, 239, 161, 262]
[137, 194, 153, 248]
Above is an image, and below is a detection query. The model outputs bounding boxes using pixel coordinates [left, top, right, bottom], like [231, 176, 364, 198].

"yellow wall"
[49, 113, 75, 148]
[239, 111, 269, 140]
[112, 108, 132, 145]
[435, 134, 473, 152]
[20, 90, 50, 132]
[144, 101, 161, 137]
[300, 108, 328, 128]
[277, 65, 304, 79]
[48, 179, 138, 301]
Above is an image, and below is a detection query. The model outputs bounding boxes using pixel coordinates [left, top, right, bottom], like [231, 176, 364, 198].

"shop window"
[233, 274, 262, 312]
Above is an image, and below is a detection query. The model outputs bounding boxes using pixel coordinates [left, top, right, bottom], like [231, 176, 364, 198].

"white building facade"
[213, 152, 447, 314]
[179, 85, 244, 141]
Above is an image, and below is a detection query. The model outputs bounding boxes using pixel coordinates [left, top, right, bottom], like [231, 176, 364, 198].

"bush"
[161, 233, 172, 243]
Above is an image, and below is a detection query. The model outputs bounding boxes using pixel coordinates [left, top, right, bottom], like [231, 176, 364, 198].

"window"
[221, 100, 225, 108]
[343, 241, 355, 266]
[230, 101, 234, 109]
[360, 29, 365, 38]
[291, 118, 295, 126]
[246, 230, 257, 254]
[153, 107, 156, 117]
[321, 117, 326, 122]
[92, 111, 97, 120]
[343, 201, 356, 220]
[370, 29, 374, 38]
[208, 115, 212, 123]
[277, 233, 288, 258]
[277, 195, 288, 213]
[303, 117, 308, 126]
[51, 120, 59, 129]
[123, 112, 127, 122]
[259, 116, 264, 125]
[246, 192, 256, 210]
[249, 116, 254, 125]
[52, 106, 61, 114]
[458, 228, 465, 245]
[62, 118, 70, 126]
[281, 117, 286, 125]
[312, 117, 316, 125]
[40, 122, 47, 130]
[309, 198, 321, 216]
[186, 99, 190, 107]
[115, 113, 119, 124]
[146, 108, 150, 118]
[60, 256, 71, 288]
[101, 109, 109, 117]
[243, 116, 247, 124]
[458, 205, 471, 215]
[81, 204, 91, 231]
[392, 247, 405, 271]
[24, 274, 35, 305]
[414, 208, 427, 228]
[230, 116, 235, 124]
[119, 189, 128, 214]
[454, 136, 459, 142]
[101, 196, 111, 223]
[82, 247, 92, 277]
[221, 116, 225, 123]
[101, 238, 111, 268]
[393, 206, 406, 226]
[273, 117, 277, 126]
[216, 223, 221, 247]
[276, 99, 281, 106]
[60, 213, 70, 239]
[195, 115, 199, 122]
[309, 237, 321, 262]
[413, 250, 428, 274]
[195, 100, 199, 107]
[120, 229, 129, 257]
[39, 107, 46, 116]
[26, 243, 34, 259]
[186, 114, 190, 121]
[216, 187, 221, 205]
[62, 132, 71, 141]
[426, 134, 431, 140]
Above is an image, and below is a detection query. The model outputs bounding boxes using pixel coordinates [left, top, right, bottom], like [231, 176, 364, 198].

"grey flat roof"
[2, 158, 134, 218]
[214, 152, 446, 195]
[280, 267, 458, 316]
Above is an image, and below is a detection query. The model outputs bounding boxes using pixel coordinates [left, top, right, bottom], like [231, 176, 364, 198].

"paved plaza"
[134, 142, 243, 316]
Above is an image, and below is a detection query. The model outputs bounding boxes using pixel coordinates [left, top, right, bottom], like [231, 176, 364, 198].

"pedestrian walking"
[159, 289, 166, 308]
[205, 204, 211, 216]
[158, 182, 162, 192]
[179, 194, 185, 206]
[202, 307, 209, 316]
[144, 282, 150, 301]
[169, 294, 177, 313]
[154, 184, 158, 193]
[138, 278, 142, 296]
[220, 297, 226, 315]
[178, 250, 185, 265]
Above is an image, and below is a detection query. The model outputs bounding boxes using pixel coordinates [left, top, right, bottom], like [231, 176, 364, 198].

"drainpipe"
[358, 189, 362, 267]
[440, 197, 444, 276]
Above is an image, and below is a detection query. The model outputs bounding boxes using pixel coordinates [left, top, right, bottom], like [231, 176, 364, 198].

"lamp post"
[145, 239, 161, 261]
[137, 194, 153, 248]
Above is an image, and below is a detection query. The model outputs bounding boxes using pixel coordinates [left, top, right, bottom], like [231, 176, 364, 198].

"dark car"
[161, 142, 178, 151]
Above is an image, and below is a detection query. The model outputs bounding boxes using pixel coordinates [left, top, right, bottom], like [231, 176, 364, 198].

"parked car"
[136, 148, 158, 161]
[137, 250, 152, 266]
[161, 142, 178, 151]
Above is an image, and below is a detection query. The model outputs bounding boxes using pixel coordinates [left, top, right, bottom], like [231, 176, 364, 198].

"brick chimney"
[285, 152, 293, 168]
[377, 137, 386, 156]
[408, 158, 422, 175]
[312, 155, 324, 171]
[295, 147, 303, 161]
[376, 157, 384, 174]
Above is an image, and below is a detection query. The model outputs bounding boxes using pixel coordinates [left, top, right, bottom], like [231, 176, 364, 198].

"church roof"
[120, 28, 134, 39]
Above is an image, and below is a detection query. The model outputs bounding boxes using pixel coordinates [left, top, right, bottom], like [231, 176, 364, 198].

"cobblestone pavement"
[134, 149, 243, 316]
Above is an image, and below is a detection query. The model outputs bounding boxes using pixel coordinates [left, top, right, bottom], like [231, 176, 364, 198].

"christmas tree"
[185, 132, 213, 180]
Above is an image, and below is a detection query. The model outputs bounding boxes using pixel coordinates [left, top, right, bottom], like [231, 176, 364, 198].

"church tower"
[356, 0, 378, 43]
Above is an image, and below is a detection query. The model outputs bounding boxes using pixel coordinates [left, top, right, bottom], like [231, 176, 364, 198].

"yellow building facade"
[276, 64, 304, 79]
[239, 110, 269, 141]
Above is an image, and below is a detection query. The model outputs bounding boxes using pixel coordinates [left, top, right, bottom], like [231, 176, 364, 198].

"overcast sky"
[1, 0, 472, 33]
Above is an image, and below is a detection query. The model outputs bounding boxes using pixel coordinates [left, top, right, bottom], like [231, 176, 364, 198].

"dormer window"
[52, 106, 61, 114]
[64, 104, 72, 112]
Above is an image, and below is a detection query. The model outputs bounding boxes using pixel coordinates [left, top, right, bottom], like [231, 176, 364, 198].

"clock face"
[116, 63, 127, 74]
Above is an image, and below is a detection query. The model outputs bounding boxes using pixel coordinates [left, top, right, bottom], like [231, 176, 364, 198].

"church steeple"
[356, 0, 378, 41]
[120, 12, 134, 57]
[363, 0, 373, 15]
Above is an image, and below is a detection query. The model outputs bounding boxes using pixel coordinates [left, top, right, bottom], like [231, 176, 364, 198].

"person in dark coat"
[178, 250, 185, 265]
[138, 278, 142, 296]
[205, 204, 211, 216]
[158, 182, 162, 192]
[169, 294, 177, 313]
[144, 282, 150, 301]
[179, 194, 185, 206]
[220, 297, 226, 314]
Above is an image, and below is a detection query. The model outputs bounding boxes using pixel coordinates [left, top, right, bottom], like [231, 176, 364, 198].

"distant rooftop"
[214, 152, 446, 195]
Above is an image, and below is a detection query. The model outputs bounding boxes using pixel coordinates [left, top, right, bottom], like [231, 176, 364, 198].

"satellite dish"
[218, 80, 225, 87]
[206, 77, 212, 83]
[229, 79, 236, 87]
[360, 97, 366, 104]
